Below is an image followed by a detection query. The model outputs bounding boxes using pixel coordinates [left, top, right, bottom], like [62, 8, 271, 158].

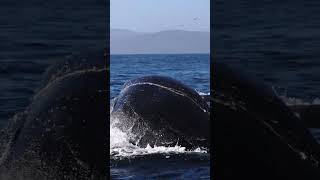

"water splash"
[110, 115, 207, 159]
[197, 91, 210, 96]
[110, 93, 208, 160]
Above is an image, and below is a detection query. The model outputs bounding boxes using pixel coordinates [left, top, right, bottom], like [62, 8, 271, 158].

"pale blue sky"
[111, 0, 210, 33]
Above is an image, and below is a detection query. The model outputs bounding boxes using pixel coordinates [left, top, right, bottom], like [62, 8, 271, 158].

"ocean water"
[213, 0, 320, 141]
[110, 54, 210, 179]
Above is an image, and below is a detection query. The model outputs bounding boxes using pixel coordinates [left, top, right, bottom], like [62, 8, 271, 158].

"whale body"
[212, 62, 320, 179]
[111, 76, 210, 150]
[0, 50, 108, 179]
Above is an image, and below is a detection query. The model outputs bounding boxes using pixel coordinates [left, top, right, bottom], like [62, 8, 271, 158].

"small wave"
[0, 61, 48, 75]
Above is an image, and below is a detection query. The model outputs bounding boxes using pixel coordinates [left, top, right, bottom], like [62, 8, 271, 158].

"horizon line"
[110, 28, 210, 34]
[110, 52, 210, 55]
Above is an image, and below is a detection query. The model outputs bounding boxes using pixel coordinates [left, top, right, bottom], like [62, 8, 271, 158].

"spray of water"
[110, 91, 209, 159]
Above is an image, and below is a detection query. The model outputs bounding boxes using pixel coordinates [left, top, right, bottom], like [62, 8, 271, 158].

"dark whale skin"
[0, 50, 108, 180]
[290, 105, 320, 128]
[212, 62, 320, 180]
[111, 76, 210, 150]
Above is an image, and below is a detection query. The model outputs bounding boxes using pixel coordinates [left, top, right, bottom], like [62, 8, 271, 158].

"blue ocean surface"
[110, 54, 210, 99]
[110, 54, 210, 179]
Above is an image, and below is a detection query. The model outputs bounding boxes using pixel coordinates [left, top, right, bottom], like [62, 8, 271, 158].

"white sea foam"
[110, 120, 207, 158]
[197, 91, 210, 96]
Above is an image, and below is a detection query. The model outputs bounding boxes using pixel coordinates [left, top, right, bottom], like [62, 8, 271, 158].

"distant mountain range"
[111, 29, 210, 54]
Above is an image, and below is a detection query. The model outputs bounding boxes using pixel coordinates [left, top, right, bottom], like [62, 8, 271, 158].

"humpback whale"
[111, 76, 210, 150]
[0, 50, 108, 179]
[212, 62, 320, 179]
